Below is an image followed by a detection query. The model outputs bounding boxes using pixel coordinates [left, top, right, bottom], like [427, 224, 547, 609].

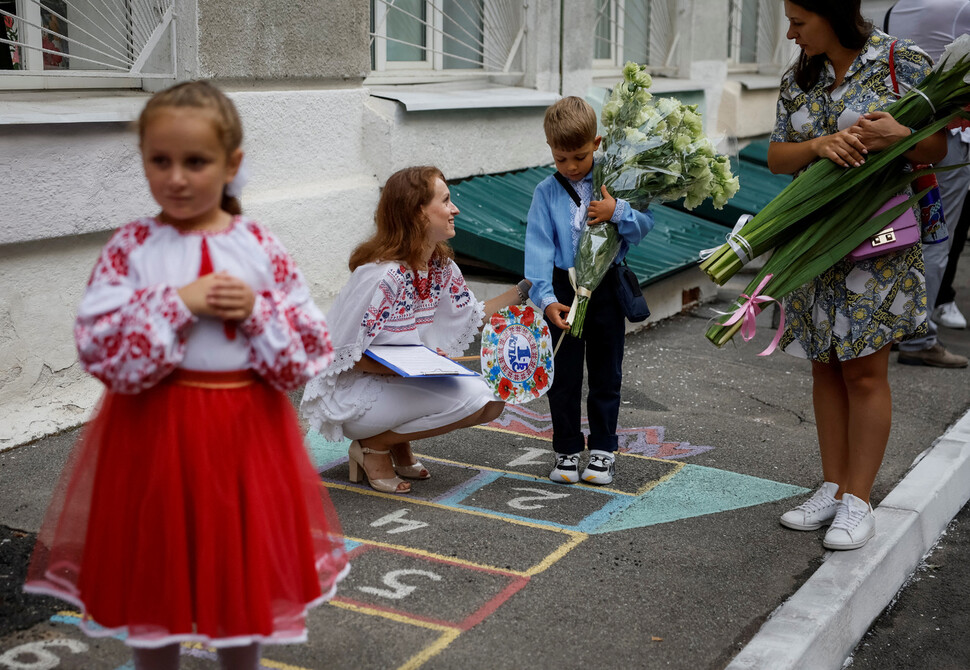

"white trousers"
[341, 374, 496, 440]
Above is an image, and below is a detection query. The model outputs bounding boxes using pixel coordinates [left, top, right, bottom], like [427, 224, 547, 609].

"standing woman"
[301, 166, 530, 494]
[768, 1, 946, 550]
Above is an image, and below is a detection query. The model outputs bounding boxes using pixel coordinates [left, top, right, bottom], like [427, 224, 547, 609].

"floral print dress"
[771, 30, 931, 362]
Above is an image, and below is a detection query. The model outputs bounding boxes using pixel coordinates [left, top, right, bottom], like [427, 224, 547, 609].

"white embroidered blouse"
[301, 258, 485, 441]
[75, 216, 333, 394]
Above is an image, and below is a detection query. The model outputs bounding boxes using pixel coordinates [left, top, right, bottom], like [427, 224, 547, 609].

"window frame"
[368, 0, 525, 84]
[727, 0, 788, 74]
[592, 0, 677, 77]
[0, 0, 176, 91]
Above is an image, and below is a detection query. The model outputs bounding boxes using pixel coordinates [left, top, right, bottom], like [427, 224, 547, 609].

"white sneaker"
[933, 302, 967, 329]
[822, 493, 875, 550]
[779, 481, 840, 530]
[549, 453, 580, 484]
[581, 450, 615, 485]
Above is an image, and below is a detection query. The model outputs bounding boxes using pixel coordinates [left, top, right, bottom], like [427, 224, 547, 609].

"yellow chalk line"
[325, 481, 585, 537]
[329, 600, 461, 670]
[345, 529, 587, 578]
[345, 535, 531, 577]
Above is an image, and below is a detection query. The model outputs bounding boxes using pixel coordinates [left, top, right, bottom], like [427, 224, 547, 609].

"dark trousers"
[937, 193, 970, 306]
[545, 266, 625, 455]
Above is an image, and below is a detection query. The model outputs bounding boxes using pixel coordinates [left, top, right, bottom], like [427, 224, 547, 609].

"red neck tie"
[199, 237, 237, 340]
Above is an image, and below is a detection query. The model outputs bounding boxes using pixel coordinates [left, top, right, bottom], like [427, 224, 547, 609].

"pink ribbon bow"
[720, 274, 785, 356]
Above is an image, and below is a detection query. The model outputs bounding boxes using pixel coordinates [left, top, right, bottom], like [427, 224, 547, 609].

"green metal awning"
[739, 139, 772, 166]
[448, 166, 729, 285]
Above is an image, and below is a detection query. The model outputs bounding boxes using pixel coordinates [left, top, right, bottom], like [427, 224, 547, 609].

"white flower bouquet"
[568, 63, 740, 337]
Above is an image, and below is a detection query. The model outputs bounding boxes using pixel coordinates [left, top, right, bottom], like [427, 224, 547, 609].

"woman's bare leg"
[390, 441, 417, 466]
[839, 344, 893, 503]
[811, 354, 850, 496]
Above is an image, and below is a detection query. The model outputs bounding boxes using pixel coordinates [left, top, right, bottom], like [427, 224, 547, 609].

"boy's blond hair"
[543, 96, 597, 151]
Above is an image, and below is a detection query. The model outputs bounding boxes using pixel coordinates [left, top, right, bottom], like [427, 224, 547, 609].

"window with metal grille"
[369, 0, 526, 77]
[593, 0, 677, 75]
[1, 0, 174, 86]
[728, 0, 787, 71]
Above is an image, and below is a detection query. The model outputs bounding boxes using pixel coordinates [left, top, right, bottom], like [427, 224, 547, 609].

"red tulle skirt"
[25, 369, 349, 648]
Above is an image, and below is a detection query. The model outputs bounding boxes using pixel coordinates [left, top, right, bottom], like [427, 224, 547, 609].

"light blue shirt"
[524, 169, 654, 312]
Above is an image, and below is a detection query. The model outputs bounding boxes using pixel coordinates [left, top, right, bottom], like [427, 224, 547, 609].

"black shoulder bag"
[553, 173, 650, 323]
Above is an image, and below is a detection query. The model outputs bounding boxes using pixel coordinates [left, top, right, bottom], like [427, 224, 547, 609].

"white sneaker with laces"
[822, 493, 875, 550]
[933, 301, 967, 329]
[549, 453, 580, 484]
[779, 481, 840, 530]
[581, 450, 615, 485]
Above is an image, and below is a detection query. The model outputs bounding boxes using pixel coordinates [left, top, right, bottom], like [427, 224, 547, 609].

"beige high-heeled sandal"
[348, 441, 410, 494]
[391, 442, 431, 480]
[393, 460, 431, 480]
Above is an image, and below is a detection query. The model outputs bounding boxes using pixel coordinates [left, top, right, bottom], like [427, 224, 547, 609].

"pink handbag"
[848, 194, 920, 261]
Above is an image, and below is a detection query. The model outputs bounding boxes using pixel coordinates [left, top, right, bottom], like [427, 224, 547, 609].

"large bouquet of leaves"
[567, 62, 740, 337]
[702, 36, 970, 348]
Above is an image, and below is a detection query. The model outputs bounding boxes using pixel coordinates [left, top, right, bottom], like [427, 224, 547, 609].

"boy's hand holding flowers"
[586, 185, 617, 225]
[544, 302, 571, 330]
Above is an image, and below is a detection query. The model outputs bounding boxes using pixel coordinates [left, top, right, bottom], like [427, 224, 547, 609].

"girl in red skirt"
[24, 81, 348, 670]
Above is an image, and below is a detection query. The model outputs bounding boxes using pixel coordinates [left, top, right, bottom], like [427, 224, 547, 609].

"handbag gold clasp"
[871, 228, 896, 247]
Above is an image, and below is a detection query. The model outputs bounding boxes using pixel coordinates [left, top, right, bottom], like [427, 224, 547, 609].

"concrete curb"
[726, 407, 970, 670]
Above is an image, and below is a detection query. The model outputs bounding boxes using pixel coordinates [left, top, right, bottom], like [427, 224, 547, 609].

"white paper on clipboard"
[364, 344, 479, 378]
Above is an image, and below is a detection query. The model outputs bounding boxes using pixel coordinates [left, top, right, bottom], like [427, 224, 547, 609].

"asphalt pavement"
[1, 248, 969, 670]
[849, 502, 970, 669]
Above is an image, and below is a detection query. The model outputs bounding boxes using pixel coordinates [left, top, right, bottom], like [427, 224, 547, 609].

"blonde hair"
[543, 96, 597, 151]
[138, 81, 244, 215]
[349, 166, 455, 272]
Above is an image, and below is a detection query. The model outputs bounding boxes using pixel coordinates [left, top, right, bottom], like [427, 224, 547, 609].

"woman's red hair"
[349, 166, 455, 271]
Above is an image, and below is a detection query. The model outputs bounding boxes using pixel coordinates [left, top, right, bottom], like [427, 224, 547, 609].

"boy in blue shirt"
[525, 96, 654, 485]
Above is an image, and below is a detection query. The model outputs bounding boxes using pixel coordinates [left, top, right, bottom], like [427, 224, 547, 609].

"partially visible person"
[768, 1, 947, 550]
[24, 81, 349, 670]
[886, 0, 970, 361]
[301, 166, 527, 495]
[937, 191, 970, 328]
[525, 96, 654, 486]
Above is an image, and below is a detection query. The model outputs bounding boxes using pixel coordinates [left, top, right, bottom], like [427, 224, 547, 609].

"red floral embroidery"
[248, 221, 299, 288]
[272, 254, 293, 284]
[75, 284, 191, 394]
[132, 223, 150, 245]
[414, 271, 431, 300]
[498, 377, 514, 400]
[108, 247, 129, 277]
[240, 222, 335, 390]
[533, 366, 548, 390]
[88, 219, 154, 286]
[521, 308, 535, 327]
